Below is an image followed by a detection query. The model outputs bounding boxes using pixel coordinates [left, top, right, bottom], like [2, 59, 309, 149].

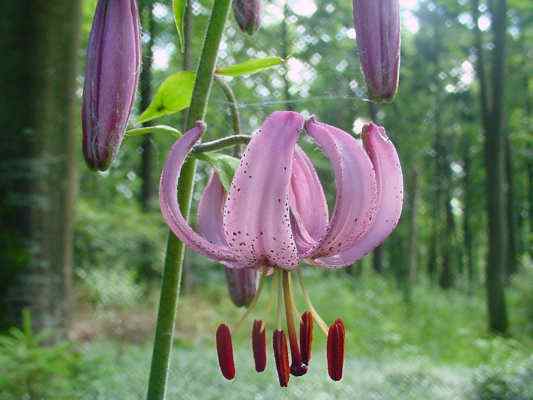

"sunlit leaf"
[173, 0, 186, 51]
[138, 71, 195, 123]
[195, 153, 240, 191]
[215, 57, 285, 77]
[126, 125, 182, 138]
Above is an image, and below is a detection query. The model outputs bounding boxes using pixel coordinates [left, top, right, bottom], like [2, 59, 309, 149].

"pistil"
[300, 311, 313, 365]
[282, 271, 307, 376]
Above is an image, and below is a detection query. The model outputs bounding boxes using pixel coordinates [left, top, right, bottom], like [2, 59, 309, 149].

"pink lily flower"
[159, 111, 403, 385]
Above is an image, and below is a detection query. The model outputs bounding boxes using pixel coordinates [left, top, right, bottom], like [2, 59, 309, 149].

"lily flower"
[82, 0, 141, 171]
[353, 0, 400, 102]
[160, 112, 403, 385]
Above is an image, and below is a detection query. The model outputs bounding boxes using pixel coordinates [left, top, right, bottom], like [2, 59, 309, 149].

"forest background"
[0, 0, 531, 399]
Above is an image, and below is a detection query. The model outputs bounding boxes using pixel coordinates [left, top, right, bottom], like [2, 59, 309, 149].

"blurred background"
[0, 0, 532, 399]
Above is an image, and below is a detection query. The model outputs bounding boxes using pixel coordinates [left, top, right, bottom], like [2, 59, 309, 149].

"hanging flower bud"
[224, 268, 259, 307]
[82, 0, 141, 171]
[353, 0, 400, 102]
[232, 0, 262, 35]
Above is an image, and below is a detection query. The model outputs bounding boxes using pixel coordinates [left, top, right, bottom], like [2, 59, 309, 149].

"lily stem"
[146, 1, 232, 399]
[191, 135, 251, 154]
[214, 75, 242, 135]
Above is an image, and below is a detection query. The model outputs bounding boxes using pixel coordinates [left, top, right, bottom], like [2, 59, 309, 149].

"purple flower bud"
[353, 0, 400, 102]
[82, 0, 141, 171]
[232, 0, 262, 35]
[224, 268, 258, 307]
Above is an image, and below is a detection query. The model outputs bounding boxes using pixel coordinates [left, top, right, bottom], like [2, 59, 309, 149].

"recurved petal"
[314, 123, 403, 267]
[289, 146, 329, 257]
[160, 122, 239, 264]
[305, 118, 378, 260]
[197, 171, 258, 305]
[223, 111, 304, 269]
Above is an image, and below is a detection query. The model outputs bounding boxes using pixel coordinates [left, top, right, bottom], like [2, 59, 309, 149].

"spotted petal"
[223, 111, 304, 269]
[197, 171, 258, 305]
[313, 123, 403, 267]
[159, 122, 238, 263]
[305, 118, 378, 259]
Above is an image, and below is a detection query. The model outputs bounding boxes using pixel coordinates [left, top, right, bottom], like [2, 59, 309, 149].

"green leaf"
[215, 57, 285, 77]
[138, 71, 196, 123]
[195, 153, 240, 192]
[173, 0, 186, 51]
[126, 125, 182, 138]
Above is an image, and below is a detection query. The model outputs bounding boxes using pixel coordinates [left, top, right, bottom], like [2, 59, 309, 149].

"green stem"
[146, 1, 233, 399]
[214, 75, 242, 135]
[191, 135, 250, 154]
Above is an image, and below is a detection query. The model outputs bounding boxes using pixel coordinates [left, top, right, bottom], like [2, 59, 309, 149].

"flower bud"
[82, 0, 141, 171]
[232, 0, 262, 35]
[224, 268, 259, 307]
[353, 0, 400, 102]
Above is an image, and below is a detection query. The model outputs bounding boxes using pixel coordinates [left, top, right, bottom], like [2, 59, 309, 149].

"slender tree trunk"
[504, 134, 518, 277]
[407, 170, 419, 283]
[439, 139, 456, 289]
[462, 135, 476, 293]
[281, 4, 293, 112]
[471, 0, 509, 334]
[0, 1, 81, 335]
[139, 0, 156, 212]
[137, 0, 157, 282]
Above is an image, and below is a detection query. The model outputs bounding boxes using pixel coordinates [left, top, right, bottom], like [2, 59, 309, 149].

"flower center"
[214, 268, 345, 386]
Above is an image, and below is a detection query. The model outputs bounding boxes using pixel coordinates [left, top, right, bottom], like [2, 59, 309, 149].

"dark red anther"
[252, 320, 267, 372]
[273, 329, 290, 387]
[300, 311, 313, 366]
[287, 327, 307, 377]
[327, 319, 345, 381]
[216, 324, 235, 380]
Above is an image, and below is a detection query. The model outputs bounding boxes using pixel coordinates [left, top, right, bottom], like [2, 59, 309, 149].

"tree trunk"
[504, 134, 518, 278]
[137, 0, 158, 283]
[439, 139, 456, 289]
[462, 135, 476, 293]
[0, 1, 81, 335]
[139, 0, 156, 212]
[281, 4, 293, 111]
[471, 0, 509, 334]
[407, 170, 419, 284]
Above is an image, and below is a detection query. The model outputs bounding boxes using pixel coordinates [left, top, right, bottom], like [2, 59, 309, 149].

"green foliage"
[79, 266, 143, 308]
[138, 71, 195, 123]
[74, 199, 165, 281]
[126, 125, 181, 138]
[470, 356, 533, 400]
[215, 56, 285, 77]
[195, 152, 240, 191]
[172, 0, 186, 50]
[0, 312, 97, 400]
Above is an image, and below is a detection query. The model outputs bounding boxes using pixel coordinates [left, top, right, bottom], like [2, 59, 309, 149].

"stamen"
[273, 329, 290, 387]
[326, 319, 345, 381]
[300, 311, 313, 365]
[252, 320, 267, 372]
[216, 324, 236, 380]
[296, 269, 329, 335]
[282, 271, 307, 376]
